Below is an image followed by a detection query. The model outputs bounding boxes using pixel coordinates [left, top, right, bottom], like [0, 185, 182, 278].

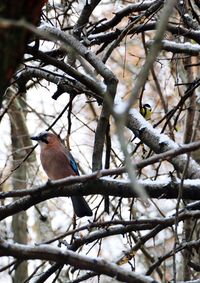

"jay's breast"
[40, 149, 75, 180]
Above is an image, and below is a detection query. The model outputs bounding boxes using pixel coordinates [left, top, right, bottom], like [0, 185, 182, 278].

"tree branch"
[0, 238, 157, 283]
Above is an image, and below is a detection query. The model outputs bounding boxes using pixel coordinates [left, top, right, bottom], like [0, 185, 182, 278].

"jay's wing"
[68, 151, 80, 176]
[60, 143, 80, 176]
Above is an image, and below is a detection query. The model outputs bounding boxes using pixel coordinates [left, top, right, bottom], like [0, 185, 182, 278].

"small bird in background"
[31, 131, 92, 218]
[140, 103, 152, 120]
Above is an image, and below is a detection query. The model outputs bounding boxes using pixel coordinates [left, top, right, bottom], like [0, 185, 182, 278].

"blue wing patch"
[69, 153, 79, 175]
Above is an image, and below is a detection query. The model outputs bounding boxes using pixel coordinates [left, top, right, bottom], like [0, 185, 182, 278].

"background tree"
[1, 0, 200, 282]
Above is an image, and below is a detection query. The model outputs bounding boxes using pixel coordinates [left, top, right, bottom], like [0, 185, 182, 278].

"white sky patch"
[113, 101, 129, 115]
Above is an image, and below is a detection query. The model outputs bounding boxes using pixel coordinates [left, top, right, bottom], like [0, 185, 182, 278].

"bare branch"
[0, 238, 157, 283]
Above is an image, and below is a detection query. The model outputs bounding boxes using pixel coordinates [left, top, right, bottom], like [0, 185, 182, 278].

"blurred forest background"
[1, 0, 200, 282]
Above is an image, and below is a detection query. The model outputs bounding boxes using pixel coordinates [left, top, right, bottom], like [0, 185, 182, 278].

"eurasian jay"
[31, 131, 92, 217]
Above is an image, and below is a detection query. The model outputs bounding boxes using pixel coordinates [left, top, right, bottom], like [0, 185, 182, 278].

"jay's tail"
[71, 196, 92, 217]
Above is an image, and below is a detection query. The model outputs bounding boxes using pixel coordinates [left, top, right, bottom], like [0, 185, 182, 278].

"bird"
[140, 103, 152, 120]
[31, 131, 92, 217]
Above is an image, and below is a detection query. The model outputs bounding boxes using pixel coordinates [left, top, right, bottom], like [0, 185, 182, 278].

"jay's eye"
[40, 134, 49, 144]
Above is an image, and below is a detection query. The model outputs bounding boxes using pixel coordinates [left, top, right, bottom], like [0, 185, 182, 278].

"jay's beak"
[30, 135, 40, 141]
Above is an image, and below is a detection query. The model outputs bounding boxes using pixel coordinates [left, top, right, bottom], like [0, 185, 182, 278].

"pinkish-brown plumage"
[31, 132, 92, 217]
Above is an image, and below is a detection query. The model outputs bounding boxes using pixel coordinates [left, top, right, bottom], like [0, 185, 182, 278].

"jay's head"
[31, 131, 60, 148]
